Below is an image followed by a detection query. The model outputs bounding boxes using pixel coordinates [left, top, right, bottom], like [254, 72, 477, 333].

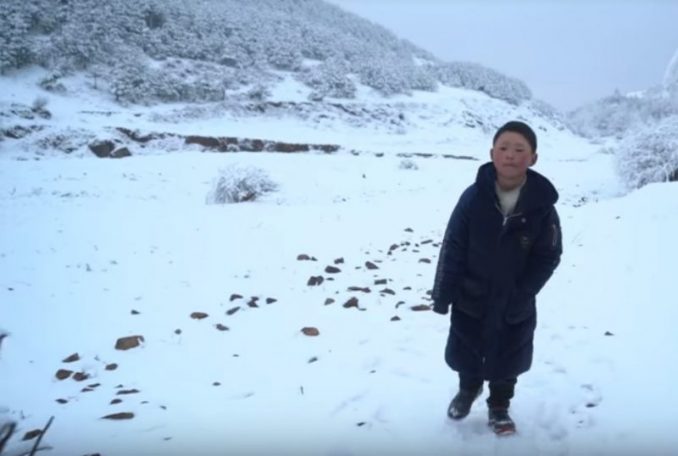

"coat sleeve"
[517, 206, 562, 297]
[431, 187, 472, 310]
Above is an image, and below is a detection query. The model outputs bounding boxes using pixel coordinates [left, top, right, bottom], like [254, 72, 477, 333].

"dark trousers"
[459, 374, 517, 409]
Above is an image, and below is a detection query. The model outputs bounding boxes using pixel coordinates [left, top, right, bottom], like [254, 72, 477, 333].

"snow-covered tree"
[432, 62, 531, 105]
[615, 115, 678, 190]
[663, 47, 678, 91]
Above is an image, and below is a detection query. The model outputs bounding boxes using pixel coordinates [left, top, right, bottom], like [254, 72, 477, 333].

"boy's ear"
[489, 148, 494, 160]
[530, 153, 538, 166]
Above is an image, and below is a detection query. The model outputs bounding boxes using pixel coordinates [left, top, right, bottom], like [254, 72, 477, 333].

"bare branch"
[0, 421, 16, 455]
[28, 416, 53, 456]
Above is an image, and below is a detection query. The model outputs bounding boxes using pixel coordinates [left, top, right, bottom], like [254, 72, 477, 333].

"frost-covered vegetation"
[206, 165, 278, 204]
[0, 0, 532, 105]
[567, 89, 678, 139]
[615, 115, 678, 190]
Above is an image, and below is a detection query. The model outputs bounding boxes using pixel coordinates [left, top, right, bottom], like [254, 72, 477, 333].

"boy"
[432, 121, 562, 435]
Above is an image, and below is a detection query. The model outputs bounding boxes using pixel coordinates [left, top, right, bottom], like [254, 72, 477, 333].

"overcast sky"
[327, 0, 678, 111]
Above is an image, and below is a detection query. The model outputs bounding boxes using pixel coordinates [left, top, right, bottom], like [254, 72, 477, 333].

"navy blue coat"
[432, 162, 562, 380]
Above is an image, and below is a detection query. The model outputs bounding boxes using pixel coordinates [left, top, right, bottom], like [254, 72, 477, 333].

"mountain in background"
[0, 0, 536, 108]
[566, 47, 678, 139]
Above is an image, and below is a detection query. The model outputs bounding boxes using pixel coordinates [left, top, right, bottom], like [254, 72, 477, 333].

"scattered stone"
[55, 369, 73, 380]
[365, 261, 379, 270]
[73, 372, 89, 382]
[395, 301, 406, 308]
[88, 140, 115, 158]
[117, 389, 140, 395]
[307, 275, 324, 286]
[421, 239, 433, 244]
[190, 312, 209, 320]
[131, 309, 140, 315]
[301, 327, 320, 337]
[266, 297, 277, 304]
[343, 297, 359, 309]
[404, 228, 414, 233]
[105, 363, 118, 371]
[81, 387, 95, 393]
[174, 329, 182, 335]
[604, 331, 614, 336]
[226, 307, 240, 316]
[110, 147, 132, 159]
[410, 305, 431, 312]
[230, 294, 243, 301]
[356, 422, 367, 427]
[308, 356, 318, 364]
[390, 316, 401, 322]
[297, 254, 312, 261]
[380, 288, 396, 295]
[374, 279, 388, 285]
[213, 382, 221, 386]
[389, 244, 399, 252]
[324, 298, 335, 305]
[110, 399, 122, 405]
[348, 286, 371, 293]
[55, 398, 68, 404]
[403, 287, 412, 291]
[101, 412, 135, 420]
[62, 353, 80, 363]
[325, 266, 341, 274]
[334, 257, 345, 264]
[22, 429, 42, 441]
[247, 297, 259, 308]
[115, 335, 144, 351]
[88, 383, 101, 388]
[419, 258, 431, 264]
[215, 324, 229, 331]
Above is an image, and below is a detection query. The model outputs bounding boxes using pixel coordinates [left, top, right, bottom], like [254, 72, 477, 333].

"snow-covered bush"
[32, 96, 48, 111]
[206, 165, 278, 204]
[615, 115, 678, 190]
[398, 159, 418, 170]
[297, 58, 356, 100]
[568, 91, 678, 139]
[432, 62, 532, 105]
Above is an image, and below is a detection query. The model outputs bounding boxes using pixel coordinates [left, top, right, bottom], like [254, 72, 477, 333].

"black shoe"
[488, 407, 516, 436]
[447, 385, 483, 420]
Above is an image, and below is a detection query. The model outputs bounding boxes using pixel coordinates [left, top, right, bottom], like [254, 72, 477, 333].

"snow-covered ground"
[2, 69, 677, 456]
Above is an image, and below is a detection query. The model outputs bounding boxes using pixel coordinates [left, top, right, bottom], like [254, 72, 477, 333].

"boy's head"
[491, 121, 538, 184]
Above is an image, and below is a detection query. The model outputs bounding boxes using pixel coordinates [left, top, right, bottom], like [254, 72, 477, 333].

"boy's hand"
[432, 301, 449, 315]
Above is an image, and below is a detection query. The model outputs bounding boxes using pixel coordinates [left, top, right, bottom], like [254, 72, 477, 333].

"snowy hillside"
[0, 0, 533, 107]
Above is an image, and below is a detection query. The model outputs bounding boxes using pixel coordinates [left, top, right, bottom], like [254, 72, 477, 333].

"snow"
[2, 68, 677, 456]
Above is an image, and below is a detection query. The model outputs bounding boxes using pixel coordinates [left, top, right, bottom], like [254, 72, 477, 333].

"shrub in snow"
[206, 165, 278, 204]
[32, 96, 49, 111]
[399, 159, 418, 170]
[567, 89, 678, 139]
[297, 58, 356, 100]
[432, 62, 531, 105]
[39, 72, 67, 93]
[615, 115, 678, 190]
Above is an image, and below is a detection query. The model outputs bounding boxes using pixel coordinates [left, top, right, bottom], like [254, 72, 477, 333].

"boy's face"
[490, 131, 537, 181]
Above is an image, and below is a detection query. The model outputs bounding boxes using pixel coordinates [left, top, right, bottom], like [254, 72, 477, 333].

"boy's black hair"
[493, 121, 537, 153]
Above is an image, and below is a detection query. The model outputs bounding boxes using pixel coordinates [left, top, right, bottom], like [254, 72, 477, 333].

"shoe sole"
[489, 422, 516, 436]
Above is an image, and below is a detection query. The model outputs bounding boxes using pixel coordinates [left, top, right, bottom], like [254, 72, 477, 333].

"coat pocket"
[453, 276, 488, 319]
[505, 289, 536, 324]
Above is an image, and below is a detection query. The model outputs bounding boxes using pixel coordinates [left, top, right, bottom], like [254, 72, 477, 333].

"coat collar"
[475, 162, 558, 212]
